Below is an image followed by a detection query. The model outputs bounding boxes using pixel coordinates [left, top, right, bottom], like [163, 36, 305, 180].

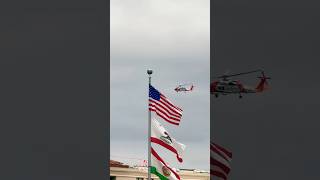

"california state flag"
[151, 147, 180, 180]
[151, 118, 186, 162]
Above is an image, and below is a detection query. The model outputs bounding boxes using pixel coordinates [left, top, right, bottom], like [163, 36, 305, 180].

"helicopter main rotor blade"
[216, 69, 263, 78]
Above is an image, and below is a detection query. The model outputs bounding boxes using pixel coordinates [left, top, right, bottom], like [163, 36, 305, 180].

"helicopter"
[211, 70, 271, 98]
[174, 84, 194, 93]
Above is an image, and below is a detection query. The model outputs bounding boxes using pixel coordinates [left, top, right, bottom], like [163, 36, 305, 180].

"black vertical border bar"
[0, 0, 110, 179]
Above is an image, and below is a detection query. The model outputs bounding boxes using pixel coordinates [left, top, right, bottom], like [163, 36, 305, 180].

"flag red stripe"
[151, 98, 182, 118]
[160, 94, 182, 111]
[211, 157, 230, 174]
[211, 152, 230, 170]
[211, 142, 232, 180]
[159, 98, 182, 117]
[149, 108, 179, 125]
[149, 103, 181, 122]
[211, 170, 227, 180]
[150, 137, 183, 162]
[151, 147, 180, 180]
[211, 145, 231, 162]
[211, 164, 228, 178]
[212, 142, 232, 159]
[159, 95, 183, 114]
[149, 99, 181, 119]
[149, 105, 180, 123]
[149, 107, 180, 125]
[149, 96, 182, 117]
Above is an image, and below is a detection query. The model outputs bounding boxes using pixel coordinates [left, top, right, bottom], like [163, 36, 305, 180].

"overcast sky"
[110, 0, 210, 170]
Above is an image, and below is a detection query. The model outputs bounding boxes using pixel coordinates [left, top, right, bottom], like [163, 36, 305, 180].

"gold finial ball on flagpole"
[147, 69, 153, 75]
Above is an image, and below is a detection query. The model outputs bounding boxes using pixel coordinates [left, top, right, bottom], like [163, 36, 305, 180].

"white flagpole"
[147, 69, 153, 180]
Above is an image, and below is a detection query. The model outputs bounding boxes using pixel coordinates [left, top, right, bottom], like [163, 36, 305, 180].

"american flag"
[211, 142, 232, 180]
[149, 85, 183, 126]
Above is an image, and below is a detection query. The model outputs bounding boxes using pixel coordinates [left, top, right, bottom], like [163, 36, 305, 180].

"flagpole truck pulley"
[147, 69, 152, 180]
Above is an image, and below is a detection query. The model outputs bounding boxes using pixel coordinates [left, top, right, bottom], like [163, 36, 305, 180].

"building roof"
[110, 166, 210, 179]
[110, 160, 129, 168]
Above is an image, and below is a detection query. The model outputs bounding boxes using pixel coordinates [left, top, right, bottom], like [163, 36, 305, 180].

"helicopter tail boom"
[255, 71, 271, 92]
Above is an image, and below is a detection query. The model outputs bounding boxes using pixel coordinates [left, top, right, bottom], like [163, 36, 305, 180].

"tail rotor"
[256, 71, 271, 92]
